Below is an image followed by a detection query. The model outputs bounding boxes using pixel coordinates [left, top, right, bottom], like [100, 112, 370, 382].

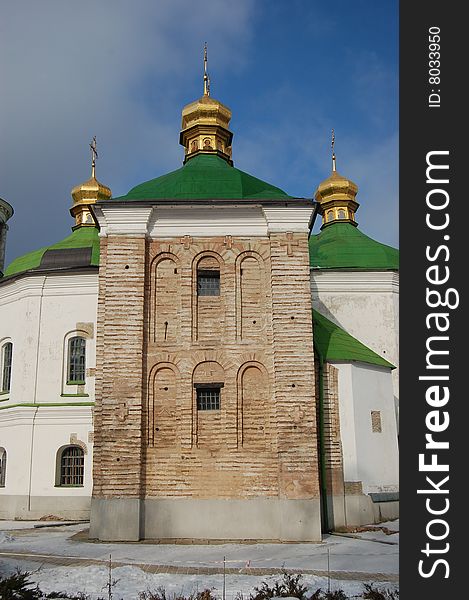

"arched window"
[57, 446, 84, 486]
[326, 211, 334, 222]
[67, 337, 86, 384]
[1, 342, 12, 393]
[338, 209, 346, 219]
[0, 447, 6, 487]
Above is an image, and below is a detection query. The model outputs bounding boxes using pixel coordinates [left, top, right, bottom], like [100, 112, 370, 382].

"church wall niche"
[236, 253, 265, 340]
[150, 254, 180, 344]
[192, 361, 225, 449]
[193, 253, 224, 342]
[147, 363, 179, 448]
[237, 362, 269, 451]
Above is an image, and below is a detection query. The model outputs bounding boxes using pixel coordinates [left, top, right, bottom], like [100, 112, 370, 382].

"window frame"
[0, 341, 12, 394]
[195, 383, 223, 411]
[56, 445, 85, 487]
[0, 447, 6, 487]
[67, 336, 86, 385]
[197, 269, 220, 296]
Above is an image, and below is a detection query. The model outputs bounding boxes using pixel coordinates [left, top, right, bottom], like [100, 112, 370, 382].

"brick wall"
[93, 232, 319, 503]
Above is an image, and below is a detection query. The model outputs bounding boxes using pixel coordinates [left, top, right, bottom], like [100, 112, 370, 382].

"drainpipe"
[317, 352, 330, 533]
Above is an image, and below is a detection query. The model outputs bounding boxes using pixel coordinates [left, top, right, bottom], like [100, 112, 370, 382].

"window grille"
[1, 342, 12, 393]
[197, 387, 221, 410]
[60, 446, 84, 486]
[0, 448, 6, 487]
[197, 270, 220, 296]
[68, 337, 86, 383]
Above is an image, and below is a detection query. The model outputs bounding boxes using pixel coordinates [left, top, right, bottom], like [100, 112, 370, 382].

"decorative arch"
[147, 362, 180, 447]
[237, 361, 270, 450]
[235, 251, 266, 340]
[150, 252, 181, 344]
[192, 252, 225, 342]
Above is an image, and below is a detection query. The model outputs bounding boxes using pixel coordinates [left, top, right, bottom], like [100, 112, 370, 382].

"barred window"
[67, 337, 86, 384]
[1, 342, 12, 393]
[0, 447, 6, 487]
[197, 270, 220, 296]
[59, 446, 84, 486]
[197, 387, 221, 410]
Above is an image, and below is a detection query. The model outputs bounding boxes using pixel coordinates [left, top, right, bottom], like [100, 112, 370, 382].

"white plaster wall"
[334, 361, 399, 494]
[311, 270, 399, 422]
[0, 406, 93, 501]
[29, 406, 93, 498]
[0, 407, 34, 496]
[0, 272, 98, 407]
[0, 271, 97, 513]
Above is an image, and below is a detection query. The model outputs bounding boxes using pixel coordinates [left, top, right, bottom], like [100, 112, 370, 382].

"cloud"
[0, 0, 255, 263]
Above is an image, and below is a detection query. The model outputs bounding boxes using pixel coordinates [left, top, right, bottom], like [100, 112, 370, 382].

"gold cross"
[90, 135, 98, 177]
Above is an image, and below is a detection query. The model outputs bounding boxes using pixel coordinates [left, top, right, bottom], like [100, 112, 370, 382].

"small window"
[197, 270, 220, 296]
[0, 447, 6, 487]
[197, 387, 221, 410]
[67, 337, 86, 384]
[59, 446, 84, 486]
[338, 209, 346, 219]
[1, 342, 12, 393]
[326, 211, 334, 222]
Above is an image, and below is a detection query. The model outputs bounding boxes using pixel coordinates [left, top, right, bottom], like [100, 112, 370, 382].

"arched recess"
[192, 361, 225, 449]
[150, 253, 181, 344]
[147, 363, 179, 448]
[237, 362, 270, 450]
[236, 252, 266, 340]
[192, 252, 225, 342]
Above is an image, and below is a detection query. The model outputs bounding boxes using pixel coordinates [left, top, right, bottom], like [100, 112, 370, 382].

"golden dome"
[179, 44, 233, 165]
[314, 134, 360, 228]
[70, 138, 112, 229]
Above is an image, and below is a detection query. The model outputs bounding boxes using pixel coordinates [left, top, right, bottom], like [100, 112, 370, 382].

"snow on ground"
[0, 563, 397, 600]
[0, 520, 399, 599]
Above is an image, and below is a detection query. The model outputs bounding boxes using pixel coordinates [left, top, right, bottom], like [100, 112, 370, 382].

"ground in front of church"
[0, 519, 398, 599]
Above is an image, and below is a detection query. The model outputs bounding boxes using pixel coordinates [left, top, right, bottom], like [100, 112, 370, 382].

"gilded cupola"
[70, 137, 112, 229]
[179, 44, 234, 165]
[314, 131, 359, 229]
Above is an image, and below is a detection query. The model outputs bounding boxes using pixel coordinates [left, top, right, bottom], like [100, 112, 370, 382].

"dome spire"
[90, 135, 98, 178]
[179, 44, 233, 165]
[331, 128, 337, 172]
[314, 131, 359, 229]
[203, 42, 210, 97]
[70, 136, 112, 230]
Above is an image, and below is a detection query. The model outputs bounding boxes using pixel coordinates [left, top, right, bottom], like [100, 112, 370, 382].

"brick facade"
[92, 228, 319, 539]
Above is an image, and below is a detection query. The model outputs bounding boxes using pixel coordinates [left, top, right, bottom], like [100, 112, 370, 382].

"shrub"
[0, 570, 42, 600]
[362, 584, 399, 600]
[250, 571, 309, 600]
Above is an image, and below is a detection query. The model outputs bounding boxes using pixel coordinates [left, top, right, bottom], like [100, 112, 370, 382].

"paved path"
[0, 550, 398, 583]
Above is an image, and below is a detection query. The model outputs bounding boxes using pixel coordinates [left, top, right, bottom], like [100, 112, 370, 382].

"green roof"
[309, 222, 399, 270]
[3, 227, 100, 278]
[313, 310, 395, 369]
[113, 154, 292, 201]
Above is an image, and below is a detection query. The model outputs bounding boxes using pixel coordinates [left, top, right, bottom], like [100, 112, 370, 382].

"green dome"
[113, 154, 291, 201]
[3, 227, 100, 278]
[309, 222, 399, 270]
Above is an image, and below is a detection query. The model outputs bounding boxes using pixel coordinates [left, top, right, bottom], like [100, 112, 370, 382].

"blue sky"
[0, 0, 398, 265]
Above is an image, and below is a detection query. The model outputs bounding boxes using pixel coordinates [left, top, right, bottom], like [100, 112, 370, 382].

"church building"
[0, 56, 399, 542]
